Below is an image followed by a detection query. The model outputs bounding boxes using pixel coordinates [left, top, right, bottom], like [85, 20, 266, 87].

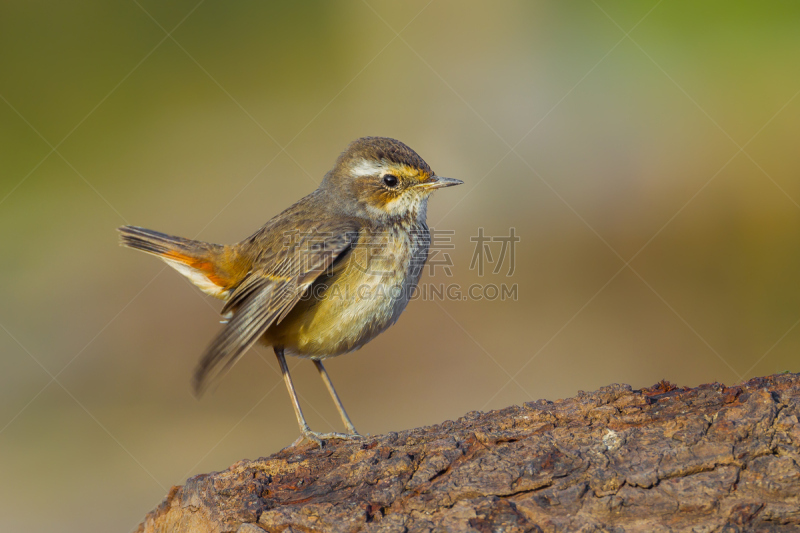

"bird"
[118, 136, 462, 446]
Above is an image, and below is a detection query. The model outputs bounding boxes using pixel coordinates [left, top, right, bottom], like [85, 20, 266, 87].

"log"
[137, 374, 800, 532]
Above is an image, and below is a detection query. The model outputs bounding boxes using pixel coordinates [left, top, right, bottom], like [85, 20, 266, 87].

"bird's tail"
[118, 225, 236, 299]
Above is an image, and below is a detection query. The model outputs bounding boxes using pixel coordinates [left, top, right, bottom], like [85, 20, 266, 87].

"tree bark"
[137, 374, 800, 532]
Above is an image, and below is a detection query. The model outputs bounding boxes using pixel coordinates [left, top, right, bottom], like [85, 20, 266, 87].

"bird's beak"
[419, 175, 464, 190]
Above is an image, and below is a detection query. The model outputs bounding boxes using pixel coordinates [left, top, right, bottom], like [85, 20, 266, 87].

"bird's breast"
[265, 222, 430, 358]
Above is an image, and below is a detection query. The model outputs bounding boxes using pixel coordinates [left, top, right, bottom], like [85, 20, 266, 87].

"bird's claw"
[291, 429, 364, 448]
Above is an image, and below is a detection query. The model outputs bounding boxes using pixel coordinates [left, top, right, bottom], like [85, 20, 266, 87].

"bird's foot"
[290, 429, 364, 448]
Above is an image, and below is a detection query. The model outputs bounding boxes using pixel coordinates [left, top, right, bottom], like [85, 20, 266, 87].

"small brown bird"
[119, 137, 462, 445]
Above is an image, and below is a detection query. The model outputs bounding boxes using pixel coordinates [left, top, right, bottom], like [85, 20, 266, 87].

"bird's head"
[321, 137, 462, 222]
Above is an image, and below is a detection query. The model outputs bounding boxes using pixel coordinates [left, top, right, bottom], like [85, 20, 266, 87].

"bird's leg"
[314, 360, 360, 436]
[274, 348, 355, 447]
[275, 347, 320, 446]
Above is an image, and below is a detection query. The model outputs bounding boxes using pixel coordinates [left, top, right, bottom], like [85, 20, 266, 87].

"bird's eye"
[382, 174, 399, 188]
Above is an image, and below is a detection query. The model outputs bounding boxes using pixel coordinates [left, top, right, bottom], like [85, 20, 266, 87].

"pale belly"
[263, 225, 429, 358]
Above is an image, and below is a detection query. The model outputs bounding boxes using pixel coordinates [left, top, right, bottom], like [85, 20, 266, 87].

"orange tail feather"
[118, 226, 239, 298]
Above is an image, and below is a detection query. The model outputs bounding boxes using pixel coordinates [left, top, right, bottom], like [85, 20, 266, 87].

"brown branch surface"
[137, 374, 800, 532]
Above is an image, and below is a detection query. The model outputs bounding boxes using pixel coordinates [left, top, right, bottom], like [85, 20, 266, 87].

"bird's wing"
[192, 221, 360, 395]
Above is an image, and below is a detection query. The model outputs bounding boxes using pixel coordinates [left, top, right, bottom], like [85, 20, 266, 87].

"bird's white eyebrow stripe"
[349, 160, 388, 177]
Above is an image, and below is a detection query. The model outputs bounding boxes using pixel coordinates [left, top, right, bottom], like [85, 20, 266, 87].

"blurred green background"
[2, 1, 799, 531]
